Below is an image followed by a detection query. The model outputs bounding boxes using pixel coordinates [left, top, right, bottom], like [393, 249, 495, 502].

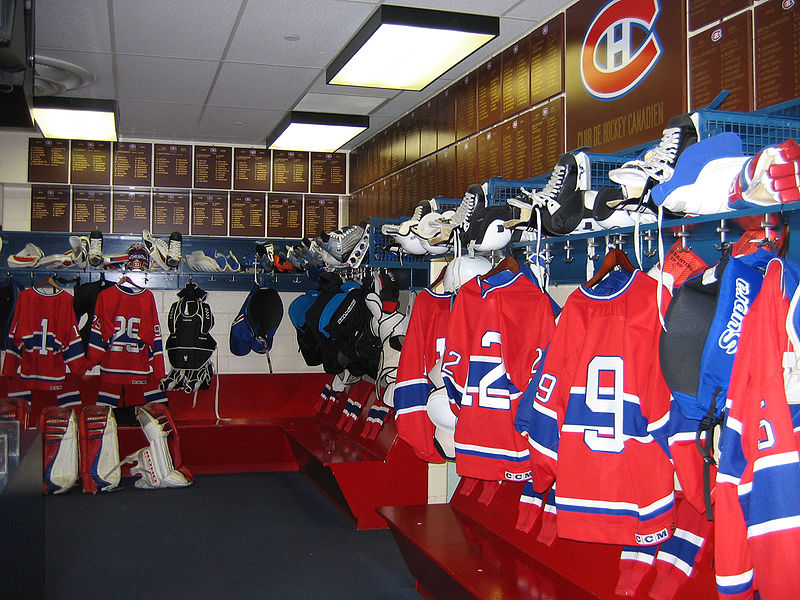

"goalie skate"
[123, 403, 193, 489]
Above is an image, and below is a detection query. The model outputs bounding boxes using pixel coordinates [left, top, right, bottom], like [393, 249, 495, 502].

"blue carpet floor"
[45, 472, 421, 599]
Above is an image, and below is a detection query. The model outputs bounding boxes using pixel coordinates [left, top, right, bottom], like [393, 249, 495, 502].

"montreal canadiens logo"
[783, 0, 794, 9]
[581, 0, 663, 100]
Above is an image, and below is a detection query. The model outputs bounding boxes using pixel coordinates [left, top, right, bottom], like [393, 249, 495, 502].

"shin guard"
[38, 406, 79, 494]
[124, 403, 193, 489]
[79, 405, 121, 493]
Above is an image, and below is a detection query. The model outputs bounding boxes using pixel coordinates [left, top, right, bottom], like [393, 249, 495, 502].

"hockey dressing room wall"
[0, 130, 323, 376]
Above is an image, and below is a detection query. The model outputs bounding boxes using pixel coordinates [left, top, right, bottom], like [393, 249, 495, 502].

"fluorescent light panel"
[267, 111, 369, 152]
[33, 97, 118, 141]
[327, 5, 499, 91]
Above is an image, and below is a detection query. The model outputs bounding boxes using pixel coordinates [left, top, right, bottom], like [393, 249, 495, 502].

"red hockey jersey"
[394, 288, 452, 462]
[518, 270, 675, 546]
[87, 284, 166, 385]
[442, 270, 554, 481]
[3, 288, 86, 389]
[715, 258, 800, 600]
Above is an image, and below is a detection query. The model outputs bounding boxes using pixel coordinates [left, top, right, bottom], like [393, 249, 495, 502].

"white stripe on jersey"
[748, 515, 800, 539]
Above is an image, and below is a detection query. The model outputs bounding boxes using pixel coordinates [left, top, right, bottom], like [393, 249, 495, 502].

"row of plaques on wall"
[30, 185, 339, 239]
[28, 139, 347, 195]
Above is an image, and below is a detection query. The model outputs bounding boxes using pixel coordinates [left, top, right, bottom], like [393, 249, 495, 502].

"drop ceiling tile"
[116, 55, 219, 104]
[35, 0, 112, 53]
[295, 93, 387, 114]
[384, 0, 521, 16]
[112, 0, 243, 60]
[118, 101, 204, 141]
[226, 0, 375, 68]
[35, 50, 116, 98]
[503, 0, 574, 21]
[207, 62, 319, 110]
[198, 106, 285, 144]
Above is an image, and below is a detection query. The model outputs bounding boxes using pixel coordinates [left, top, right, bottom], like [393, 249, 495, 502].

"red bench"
[279, 378, 428, 530]
[379, 478, 718, 600]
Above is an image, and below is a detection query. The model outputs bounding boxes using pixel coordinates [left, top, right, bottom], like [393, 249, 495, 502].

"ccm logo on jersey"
[505, 470, 532, 482]
[718, 278, 750, 354]
[581, 0, 662, 100]
[635, 526, 670, 545]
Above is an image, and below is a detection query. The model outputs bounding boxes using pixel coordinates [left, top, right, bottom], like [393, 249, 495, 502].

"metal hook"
[715, 219, 730, 251]
[641, 229, 658, 258]
[612, 233, 626, 250]
[563, 240, 575, 263]
[587, 238, 600, 262]
[543, 243, 553, 265]
[675, 225, 691, 252]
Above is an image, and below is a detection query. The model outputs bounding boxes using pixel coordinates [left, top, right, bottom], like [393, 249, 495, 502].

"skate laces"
[625, 126, 682, 182]
[453, 190, 478, 228]
[536, 164, 568, 209]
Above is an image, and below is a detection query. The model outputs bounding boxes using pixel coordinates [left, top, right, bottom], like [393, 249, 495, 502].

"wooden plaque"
[233, 147, 270, 191]
[72, 188, 111, 233]
[229, 191, 266, 237]
[303, 196, 338, 238]
[70, 140, 111, 185]
[436, 148, 456, 199]
[530, 14, 565, 105]
[405, 110, 421, 165]
[530, 98, 565, 178]
[153, 144, 192, 188]
[28, 138, 69, 183]
[152, 191, 189, 235]
[310, 152, 346, 195]
[272, 150, 309, 193]
[436, 87, 456, 150]
[689, 13, 754, 112]
[418, 155, 436, 202]
[194, 145, 232, 190]
[30, 185, 70, 232]
[388, 123, 405, 172]
[191, 191, 228, 236]
[455, 138, 477, 197]
[455, 74, 478, 141]
[419, 98, 438, 159]
[502, 34, 531, 119]
[113, 142, 152, 187]
[478, 57, 503, 131]
[689, 0, 752, 31]
[502, 113, 531, 181]
[267, 193, 303, 238]
[112, 190, 151, 234]
[755, 0, 800, 109]
[476, 126, 503, 183]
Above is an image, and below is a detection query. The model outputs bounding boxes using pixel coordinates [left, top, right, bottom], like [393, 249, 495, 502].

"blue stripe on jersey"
[746, 459, 800, 531]
[454, 444, 530, 462]
[717, 418, 747, 481]
[393, 379, 431, 412]
[656, 528, 705, 577]
[530, 400, 560, 453]
[63, 339, 85, 362]
[556, 493, 674, 521]
[716, 571, 753, 597]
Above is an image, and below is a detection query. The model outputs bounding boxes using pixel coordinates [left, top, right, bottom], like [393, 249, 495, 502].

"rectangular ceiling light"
[33, 97, 118, 141]
[327, 5, 499, 91]
[267, 111, 369, 152]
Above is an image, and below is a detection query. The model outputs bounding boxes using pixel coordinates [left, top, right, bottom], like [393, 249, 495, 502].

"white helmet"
[443, 255, 492, 293]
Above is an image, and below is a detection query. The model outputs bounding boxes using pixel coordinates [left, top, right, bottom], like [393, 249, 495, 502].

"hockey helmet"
[443, 255, 492, 293]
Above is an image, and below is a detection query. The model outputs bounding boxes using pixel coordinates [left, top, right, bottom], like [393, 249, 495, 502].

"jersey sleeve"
[394, 293, 444, 462]
[716, 262, 800, 600]
[2, 299, 23, 377]
[440, 285, 474, 416]
[146, 292, 166, 382]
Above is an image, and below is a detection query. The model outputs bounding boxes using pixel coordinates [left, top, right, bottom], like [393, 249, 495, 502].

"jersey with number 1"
[518, 270, 675, 546]
[442, 270, 554, 481]
[87, 284, 166, 384]
[3, 288, 86, 389]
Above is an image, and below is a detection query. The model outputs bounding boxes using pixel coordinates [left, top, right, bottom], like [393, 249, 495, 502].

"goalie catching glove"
[122, 402, 193, 489]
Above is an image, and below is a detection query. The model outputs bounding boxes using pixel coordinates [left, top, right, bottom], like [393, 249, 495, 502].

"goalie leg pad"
[125, 403, 193, 489]
[38, 407, 79, 494]
[79, 405, 121, 493]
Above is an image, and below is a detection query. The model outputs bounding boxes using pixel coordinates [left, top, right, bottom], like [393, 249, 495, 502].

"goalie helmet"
[123, 403, 193, 489]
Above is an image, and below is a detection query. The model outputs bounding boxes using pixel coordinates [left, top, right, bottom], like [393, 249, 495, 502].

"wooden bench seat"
[379, 477, 718, 600]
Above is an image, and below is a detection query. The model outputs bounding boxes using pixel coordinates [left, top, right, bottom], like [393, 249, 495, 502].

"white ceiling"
[31, 0, 574, 150]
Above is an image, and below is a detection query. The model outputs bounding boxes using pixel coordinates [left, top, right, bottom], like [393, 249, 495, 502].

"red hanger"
[480, 255, 520, 281]
[585, 248, 634, 288]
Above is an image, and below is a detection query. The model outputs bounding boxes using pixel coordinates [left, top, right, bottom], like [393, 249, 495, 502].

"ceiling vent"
[34, 55, 94, 96]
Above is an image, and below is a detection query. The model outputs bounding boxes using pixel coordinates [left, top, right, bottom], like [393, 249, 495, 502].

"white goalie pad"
[79, 405, 121, 493]
[123, 403, 193, 489]
[427, 386, 456, 460]
[39, 407, 79, 494]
